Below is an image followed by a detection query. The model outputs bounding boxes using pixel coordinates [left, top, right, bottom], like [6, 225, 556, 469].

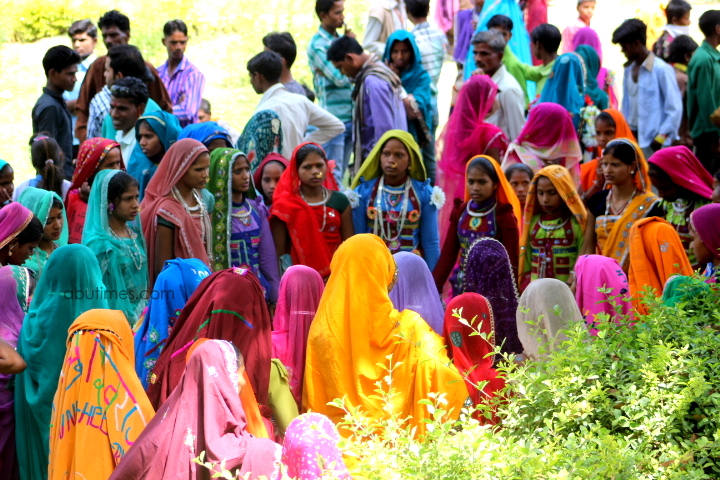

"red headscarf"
[269, 143, 338, 277]
[443, 292, 505, 420]
[146, 268, 273, 409]
[140, 138, 211, 285]
[253, 153, 289, 200]
[647, 146, 714, 200]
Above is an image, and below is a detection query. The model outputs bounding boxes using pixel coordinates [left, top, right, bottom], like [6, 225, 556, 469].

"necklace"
[172, 186, 212, 259]
[111, 224, 144, 270]
[373, 176, 411, 248]
[231, 201, 253, 226]
[300, 187, 328, 232]
[538, 217, 569, 231]
[466, 201, 496, 231]
[603, 188, 637, 235]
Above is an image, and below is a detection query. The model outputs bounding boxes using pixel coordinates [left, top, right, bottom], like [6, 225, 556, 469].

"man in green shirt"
[687, 10, 720, 174]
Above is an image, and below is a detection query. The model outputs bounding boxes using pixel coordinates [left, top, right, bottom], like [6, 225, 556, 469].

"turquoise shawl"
[82, 169, 149, 325]
[575, 45, 609, 110]
[17, 187, 68, 278]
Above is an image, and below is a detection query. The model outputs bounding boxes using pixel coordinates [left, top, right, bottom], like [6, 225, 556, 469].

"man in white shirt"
[471, 30, 525, 141]
[248, 51, 345, 159]
[363, 0, 407, 56]
[109, 77, 147, 161]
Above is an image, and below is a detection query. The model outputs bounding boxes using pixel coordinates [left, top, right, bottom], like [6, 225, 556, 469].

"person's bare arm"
[0, 338, 26, 374]
[340, 205, 354, 241]
[485, 147, 502, 163]
[154, 224, 175, 282]
[270, 217, 289, 266]
[579, 212, 597, 257]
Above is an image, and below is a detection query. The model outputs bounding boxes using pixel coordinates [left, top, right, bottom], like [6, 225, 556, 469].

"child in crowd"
[0, 160, 14, 206]
[667, 35, 699, 147]
[14, 135, 71, 201]
[505, 163, 534, 210]
[652, 0, 693, 61]
[561, 0, 596, 53]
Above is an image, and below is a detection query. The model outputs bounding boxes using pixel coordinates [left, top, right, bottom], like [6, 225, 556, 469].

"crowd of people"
[0, 0, 719, 478]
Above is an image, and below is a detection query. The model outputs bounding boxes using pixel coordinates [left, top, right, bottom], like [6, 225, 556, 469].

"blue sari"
[538, 53, 586, 128]
[178, 121, 233, 148]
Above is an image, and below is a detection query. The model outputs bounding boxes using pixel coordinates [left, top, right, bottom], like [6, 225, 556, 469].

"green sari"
[17, 187, 68, 277]
[82, 169, 148, 325]
[14, 244, 108, 480]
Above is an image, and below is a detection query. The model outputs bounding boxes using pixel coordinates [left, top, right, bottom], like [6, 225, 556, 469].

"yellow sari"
[303, 234, 468, 436]
[49, 310, 155, 480]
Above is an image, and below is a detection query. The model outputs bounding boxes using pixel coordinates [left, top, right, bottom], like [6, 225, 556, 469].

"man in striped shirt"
[406, 0, 448, 94]
[157, 19, 206, 127]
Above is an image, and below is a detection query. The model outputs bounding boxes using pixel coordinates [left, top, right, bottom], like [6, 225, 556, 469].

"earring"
[8, 247, 12, 257]
[109, 203, 115, 211]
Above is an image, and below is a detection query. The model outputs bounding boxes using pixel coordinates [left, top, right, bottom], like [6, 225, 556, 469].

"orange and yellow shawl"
[628, 217, 693, 315]
[303, 234, 469, 436]
[49, 310, 154, 480]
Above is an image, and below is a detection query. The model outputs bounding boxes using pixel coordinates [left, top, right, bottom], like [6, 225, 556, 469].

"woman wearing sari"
[272, 265, 324, 408]
[281, 413, 350, 479]
[304, 234, 468, 435]
[237, 110, 284, 172]
[574, 45, 608, 111]
[574, 254, 633, 334]
[14, 244, 108, 480]
[65, 138, 123, 243]
[580, 138, 663, 271]
[537, 53, 586, 130]
[127, 110, 182, 200]
[48, 309, 154, 480]
[689, 204, 720, 280]
[146, 268, 272, 410]
[134, 258, 211, 388]
[628, 217, 692, 314]
[207, 148, 279, 302]
[0, 203, 42, 267]
[254, 153, 288, 206]
[178, 120, 234, 152]
[390, 251, 445, 334]
[572, 27, 618, 109]
[461, 237, 523, 355]
[109, 340, 280, 480]
[141, 138, 212, 286]
[647, 146, 714, 268]
[516, 278, 582, 362]
[17, 187, 68, 278]
[271, 143, 352, 278]
[83, 170, 148, 326]
[501, 103, 583, 187]
[438, 75, 509, 233]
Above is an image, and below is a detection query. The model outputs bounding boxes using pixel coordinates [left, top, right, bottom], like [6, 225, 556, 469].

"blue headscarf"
[127, 110, 181, 200]
[575, 45, 608, 110]
[383, 30, 437, 141]
[178, 121, 233, 149]
[0, 159, 8, 171]
[538, 53, 586, 126]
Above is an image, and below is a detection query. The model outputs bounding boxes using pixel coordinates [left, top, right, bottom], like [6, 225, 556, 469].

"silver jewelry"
[172, 186, 212, 258]
[111, 225, 144, 270]
[373, 176, 411, 243]
[300, 187, 329, 232]
[466, 201, 496, 218]
[538, 217, 569, 231]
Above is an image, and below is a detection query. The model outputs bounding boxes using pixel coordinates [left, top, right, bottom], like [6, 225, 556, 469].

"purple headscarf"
[572, 27, 603, 63]
[390, 252, 445, 334]
[462, 237, 522, 355]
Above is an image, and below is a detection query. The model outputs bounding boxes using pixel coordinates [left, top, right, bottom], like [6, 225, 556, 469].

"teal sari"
[17, 187, 68, 278]
[14, 244, 108, 480]
[82, 169, 149, 325]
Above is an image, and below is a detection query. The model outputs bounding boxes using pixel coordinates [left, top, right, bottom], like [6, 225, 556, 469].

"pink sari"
[281, 413, 350, 479]
[271, 265, 324, 408]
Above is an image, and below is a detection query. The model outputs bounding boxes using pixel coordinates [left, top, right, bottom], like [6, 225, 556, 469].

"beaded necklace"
[110, 224, 144, 270]
[300, 187, 329, 232]
[373, 176, 411, 244]
[172, 186, 212, 258]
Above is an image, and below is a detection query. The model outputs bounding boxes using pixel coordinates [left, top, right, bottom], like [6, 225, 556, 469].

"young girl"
[17, 187, 68, 278]
[127, 110, 181, 200]
[66, 138, 123, 244]
[647, 146, 713, 268]
[580, 138, 662, 271]
[253, 153, 288, 205]
[83, 170, 148, 326]
[519, 165, 587, 290]
[352, 130, 440, 270]
[271, 143, 352, 278]
[433, 155, 521, 295]
[14, 135, 71, 201]
[207, 148, 279, 303]
[504, 163, 534, 210]
[0, 160, 15, 206]
[141, 138, 213, 286]
[0, 203, 42, 267]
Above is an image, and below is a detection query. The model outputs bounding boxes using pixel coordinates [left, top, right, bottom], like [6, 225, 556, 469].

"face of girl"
[601, 154, 635, 187]
[179, 152, 210, 190]
[649, 172, 680, 202]
[232, 155, 251, 194]
[298, 152, 327, 187]
[97, 147, 123, 171]
[535, 176, 564, 216]
[138, 124, 164, 160]
[690, 224, 714, 265]
[7, 240, 38, 265]
[595, 118, 616, 150]
[261, 161, 285, 200]
[112, 185, 140, 223]
[466, 166, 497, 203]
[0, 166, 15, 199]
[509, 170, 531, 204]
[44, 207, 64, 242]
[380, 139, 410, 183]
[207, 138, 229, 152]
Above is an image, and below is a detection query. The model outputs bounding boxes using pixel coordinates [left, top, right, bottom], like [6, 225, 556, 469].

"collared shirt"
[157, 56, 206, 127]
[64, 53, 97, 145]
[307, 26, 353, 122]
[621, 52, 682, 148]
[411, 21, 448, 94]
[87, 86, 112, 140]
[32, 87, 73, 161]
[486, 66, 526, 141]
[687, 41, 720, 138]
[116, 127, 137, 164]
[256, 83, 345, 158]
[360, 74, 408, 158]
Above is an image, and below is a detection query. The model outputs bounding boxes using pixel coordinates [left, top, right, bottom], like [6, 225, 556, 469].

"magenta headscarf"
[271, 265, 324, 407]
[648, 146, 714, 200]
[575, 255, 633, 335]
[691, 204, 720, 261]
[572, 27, 603, 63]
[0, 203, 34, 251]
[281, 413, 350, 480]
[389, 251, 445, 334]
[108, 340, 280, 480]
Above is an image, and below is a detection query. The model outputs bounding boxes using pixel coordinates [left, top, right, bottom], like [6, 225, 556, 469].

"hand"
[567, 272, 577, 294]
[387, 60, 401, 76]
[471, 68, 484, 76]
[0, 187, 11, 205]
[79, 181, 91, 202]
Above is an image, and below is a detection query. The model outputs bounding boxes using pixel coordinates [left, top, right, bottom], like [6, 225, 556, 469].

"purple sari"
[390, 252, 446, 334]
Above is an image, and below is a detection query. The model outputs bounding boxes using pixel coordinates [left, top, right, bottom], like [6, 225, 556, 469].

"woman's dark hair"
[51, 197, 64, 212]
[29, 133, 65, 198]
[647, 162, 671, 181]
[715, 170, 720, 182]
[665, 0, 691, 23]
[467, 157, 499, 184]
[294, 144, 327, 169]
[107, 171, 139, 205]
[16, 215, 44, 245]
[603, 140, 637, 165]
[594, 111, 616, 128]
[504, 163, 534, 181]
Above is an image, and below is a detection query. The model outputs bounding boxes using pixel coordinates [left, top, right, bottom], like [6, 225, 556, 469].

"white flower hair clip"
[430, 185, 446, 209]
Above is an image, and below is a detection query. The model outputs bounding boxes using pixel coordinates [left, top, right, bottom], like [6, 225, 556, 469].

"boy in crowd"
[652, 0, 692, 62]
[561, 0, 595, 53]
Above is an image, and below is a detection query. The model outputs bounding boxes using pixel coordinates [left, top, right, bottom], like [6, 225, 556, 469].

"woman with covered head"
[237, 109, 284, 172]
[352, 130, 440, 270]
[304, 234, 468, 435]
[253, 153, 288, 205]
[109, 340, 280, 480]
[178, 120, 234, 152]
[537, 53, 587, 130]
[572, 26, 618, 108]
[17, 187, 68, 278]
[574, 254, 633, 334]
[65, 138, 123, 243]
[0, 203, 43, 267]
[390, 251, 445, 335]
[688, 203, 720, 281]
